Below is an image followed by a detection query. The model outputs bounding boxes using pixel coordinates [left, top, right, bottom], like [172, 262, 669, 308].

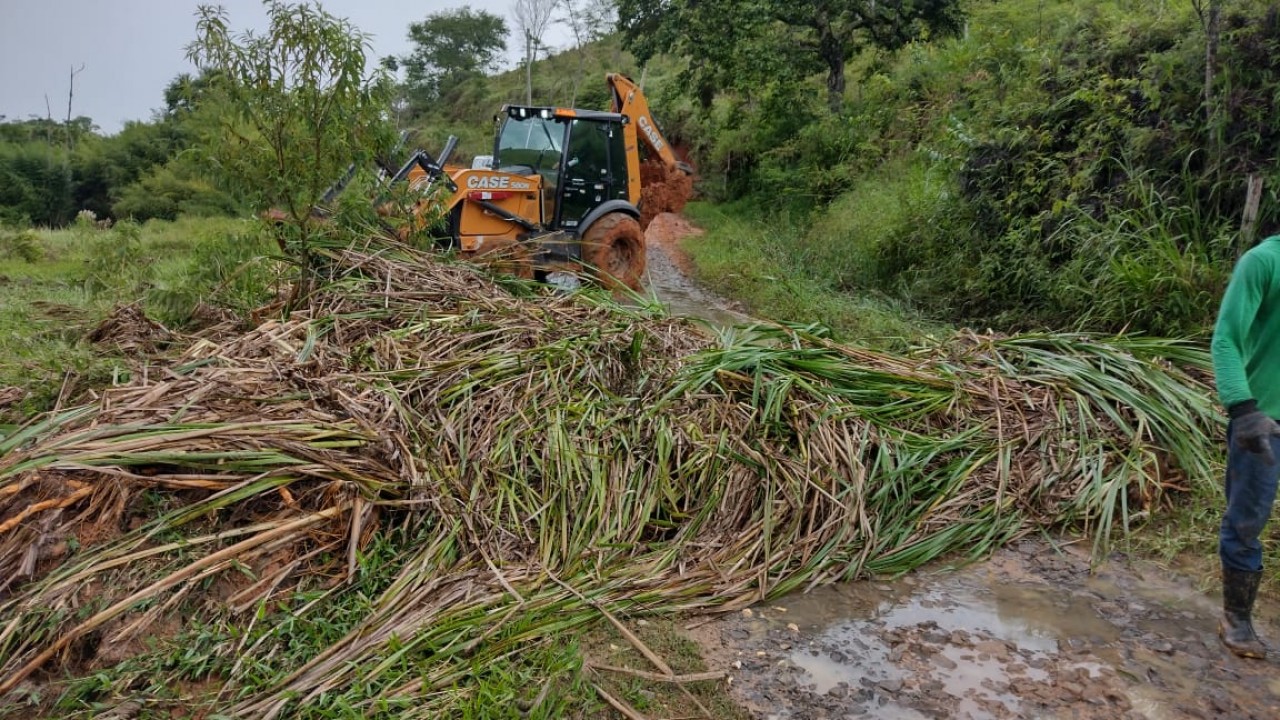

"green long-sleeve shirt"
[1212, 236, 1280, 417]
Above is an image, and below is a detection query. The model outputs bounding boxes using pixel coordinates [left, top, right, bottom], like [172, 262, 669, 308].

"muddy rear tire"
[582, 213, 645, 291]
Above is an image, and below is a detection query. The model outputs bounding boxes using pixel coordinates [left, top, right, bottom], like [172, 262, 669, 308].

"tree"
[620, 0, 965, 113]
[558, 0, 618, 105]
[398, 8, 507, 112]
[162, 71, 227, 117]
[514, 0, 559, 104]
[186, 1, 394, 263]
[561, 0, 616, 44]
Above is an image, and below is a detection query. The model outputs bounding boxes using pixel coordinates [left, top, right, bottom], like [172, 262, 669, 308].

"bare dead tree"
[66, 63, 85, 150]
[558, 0, 617, 106]
[1191, 0, 1221, 123]
[514, 0, 557, 104]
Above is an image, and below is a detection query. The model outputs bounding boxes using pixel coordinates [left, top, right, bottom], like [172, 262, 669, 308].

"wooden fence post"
[1239, 174, 1265, 257]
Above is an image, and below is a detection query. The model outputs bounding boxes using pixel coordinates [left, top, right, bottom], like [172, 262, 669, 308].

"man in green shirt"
[1211, 234, 1280, 659]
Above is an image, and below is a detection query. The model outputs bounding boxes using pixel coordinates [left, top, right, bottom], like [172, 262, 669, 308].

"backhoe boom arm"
[607, 74, 692, 205]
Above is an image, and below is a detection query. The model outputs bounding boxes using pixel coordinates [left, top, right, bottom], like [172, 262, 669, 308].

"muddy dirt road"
[643, 213, 751, 327]
[693, 540, 1280, 720]
[641, 215, 1280, 720]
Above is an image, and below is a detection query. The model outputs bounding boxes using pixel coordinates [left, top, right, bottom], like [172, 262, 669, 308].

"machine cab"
[494, 106, 633, 233]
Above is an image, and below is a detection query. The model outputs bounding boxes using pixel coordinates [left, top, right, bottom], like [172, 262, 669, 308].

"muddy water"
[695, 540, 1280, 719]
[642, 213, 752, 328]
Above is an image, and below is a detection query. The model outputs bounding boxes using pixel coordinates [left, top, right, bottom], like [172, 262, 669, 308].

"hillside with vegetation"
[625, 0, 1279, 339]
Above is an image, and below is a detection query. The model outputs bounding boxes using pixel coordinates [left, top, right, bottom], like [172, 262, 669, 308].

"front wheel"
[581, 213, 645, 292]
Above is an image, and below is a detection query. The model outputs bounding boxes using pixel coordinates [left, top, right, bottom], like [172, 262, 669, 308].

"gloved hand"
[1233, 409, 1280, 465]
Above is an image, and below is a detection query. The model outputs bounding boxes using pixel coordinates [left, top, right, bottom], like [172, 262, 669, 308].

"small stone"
[934, 655, 958, 671]
[974, 640, 1010, 659]
[787, 623, 800, 633]
[636, 619, 649, 627]
[878, 677, 904, 694]
[924, 630, 949, 645]
[742, 608, 754, 618]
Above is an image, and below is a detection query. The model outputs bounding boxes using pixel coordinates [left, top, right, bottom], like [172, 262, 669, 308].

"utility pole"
[43, 94, 54, 147]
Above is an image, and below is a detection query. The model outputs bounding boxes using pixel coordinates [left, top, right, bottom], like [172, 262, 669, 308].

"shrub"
[0, 228, 43, 264]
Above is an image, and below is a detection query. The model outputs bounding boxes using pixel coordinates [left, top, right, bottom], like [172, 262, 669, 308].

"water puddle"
[697, 540, 1280, 720]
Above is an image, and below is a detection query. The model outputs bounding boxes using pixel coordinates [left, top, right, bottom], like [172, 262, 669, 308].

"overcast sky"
[0, 0, 564, 134]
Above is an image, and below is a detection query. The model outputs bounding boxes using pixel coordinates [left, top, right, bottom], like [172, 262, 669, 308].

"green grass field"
[0, 217, 279, 422]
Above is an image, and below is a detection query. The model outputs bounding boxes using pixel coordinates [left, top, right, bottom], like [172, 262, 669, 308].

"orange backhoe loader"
[392, 73, 692, 290]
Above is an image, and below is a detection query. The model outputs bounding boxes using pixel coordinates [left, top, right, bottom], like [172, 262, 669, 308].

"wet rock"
[877, 677, 903, 694]
[975, 639, 1011, 660]
[924, 629, 949, 645]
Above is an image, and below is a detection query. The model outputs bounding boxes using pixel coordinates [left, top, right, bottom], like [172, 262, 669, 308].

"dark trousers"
[1221, 420, 1280, 572]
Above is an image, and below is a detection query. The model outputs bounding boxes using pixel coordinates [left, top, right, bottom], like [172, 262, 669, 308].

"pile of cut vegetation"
[0, 238, 1220, 717]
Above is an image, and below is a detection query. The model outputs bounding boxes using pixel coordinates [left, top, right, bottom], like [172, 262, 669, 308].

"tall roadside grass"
[0, 235, 1221, 717]
[681, 200, 945, 348]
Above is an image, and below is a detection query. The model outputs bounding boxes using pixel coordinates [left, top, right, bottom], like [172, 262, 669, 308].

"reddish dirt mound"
[639, 161, 695, 231]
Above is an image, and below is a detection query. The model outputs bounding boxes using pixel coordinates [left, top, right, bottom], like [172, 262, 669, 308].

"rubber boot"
[1220, 567, 1267, 659]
